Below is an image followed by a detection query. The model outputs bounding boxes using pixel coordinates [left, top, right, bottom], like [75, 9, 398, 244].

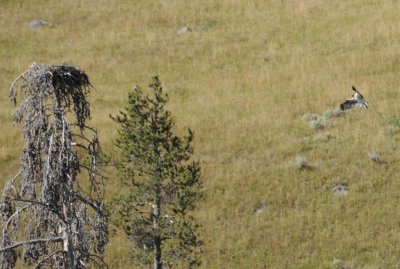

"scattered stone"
[332, 183, 349, 196]
[28, 18, 49, 29]
[176, 26, 192, 35]
[330, 256, 351, 268]
[368, 151, 383, 163]
[254, 204, 266, 214]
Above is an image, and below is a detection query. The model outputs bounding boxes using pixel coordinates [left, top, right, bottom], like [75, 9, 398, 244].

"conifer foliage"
[0, 63, 108, 269]
[112, 77, 202, 269]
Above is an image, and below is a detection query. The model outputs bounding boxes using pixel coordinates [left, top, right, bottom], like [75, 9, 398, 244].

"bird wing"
[352, 86, 364, 99]
[360, 100, 369, 108]
[340, 99, 359, 111]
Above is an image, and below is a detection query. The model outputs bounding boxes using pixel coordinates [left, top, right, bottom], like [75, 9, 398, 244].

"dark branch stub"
[0, 63, 108, 269]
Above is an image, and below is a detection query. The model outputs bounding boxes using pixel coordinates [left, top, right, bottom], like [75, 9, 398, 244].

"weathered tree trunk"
[65, 216, 76, 269]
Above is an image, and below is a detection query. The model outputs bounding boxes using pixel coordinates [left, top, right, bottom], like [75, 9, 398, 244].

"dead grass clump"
[313, 133, 333, 142]
[331, 257, 348, 269]
[309, 116, 328, 130]
[294, 156, 312, 170]
[302, 108, 344, 130]
[301, 112, 318, 122]
[323, 108, 345, 119]
[302, 112, 330, 130]
[387, 125, 399, 136]
[385, 115, 400, 136]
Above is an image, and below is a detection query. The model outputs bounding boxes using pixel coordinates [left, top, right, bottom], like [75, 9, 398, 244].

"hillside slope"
[2, 1, 400, 268]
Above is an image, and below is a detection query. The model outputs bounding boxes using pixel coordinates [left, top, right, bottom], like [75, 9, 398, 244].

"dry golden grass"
[3, 0, 400, 268]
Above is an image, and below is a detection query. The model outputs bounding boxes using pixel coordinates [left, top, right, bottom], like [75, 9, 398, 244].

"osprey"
[340, 86, 369, 111]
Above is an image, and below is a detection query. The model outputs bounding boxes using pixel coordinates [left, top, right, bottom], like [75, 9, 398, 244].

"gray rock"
[176, 26, 192, 35]
[332, 183, 349, 196]
[368, 151, 383, 163]
[28, 19, 49, 29]
[254, 204, 267, 214]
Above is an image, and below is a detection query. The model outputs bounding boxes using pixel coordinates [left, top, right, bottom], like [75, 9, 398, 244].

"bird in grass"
[340, 86, 369, 111]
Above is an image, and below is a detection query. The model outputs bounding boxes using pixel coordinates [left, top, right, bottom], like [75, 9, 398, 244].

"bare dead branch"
[0, 237, 63, 253]
[2, 171, 21, 197]
[34, 250, 63, 269]
[88, 254, 108, 269]
[8, 70, 28, 105]
[1, 204, 30, 230]
[70, 192, 102, 213]
[79, 164, 109, 180]
[11, 198, 66, 225]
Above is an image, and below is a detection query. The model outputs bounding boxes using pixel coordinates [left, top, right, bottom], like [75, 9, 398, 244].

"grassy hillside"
[2, 0, 400, 268]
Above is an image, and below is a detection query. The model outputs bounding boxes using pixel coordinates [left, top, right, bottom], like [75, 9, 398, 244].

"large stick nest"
[9, 62, 91, 128]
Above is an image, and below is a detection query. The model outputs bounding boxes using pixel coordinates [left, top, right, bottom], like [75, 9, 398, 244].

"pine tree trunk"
[153, 200, 162, 269]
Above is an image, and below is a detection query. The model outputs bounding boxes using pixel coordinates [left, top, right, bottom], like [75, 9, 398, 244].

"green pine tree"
[111, 76, 203, 269]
